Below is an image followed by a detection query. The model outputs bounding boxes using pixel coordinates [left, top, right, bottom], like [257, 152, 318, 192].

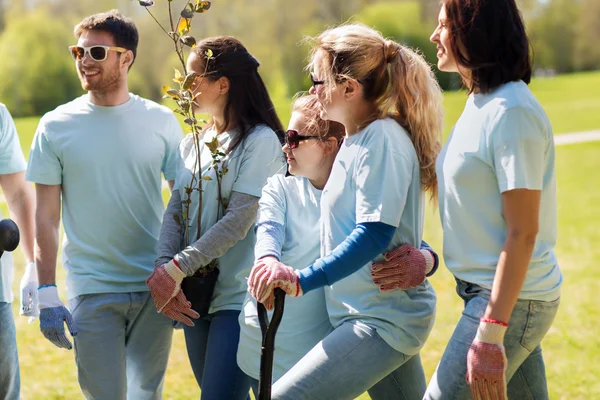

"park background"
[0, 0, 599, 398]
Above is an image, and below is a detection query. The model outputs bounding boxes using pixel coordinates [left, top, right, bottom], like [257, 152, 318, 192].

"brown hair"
[190, 36, 284, 154]
[291, 93, 345, 143]
[74, 10, 138, 68]
[309, 23, 443, 198]
[442, 0, 532, 93]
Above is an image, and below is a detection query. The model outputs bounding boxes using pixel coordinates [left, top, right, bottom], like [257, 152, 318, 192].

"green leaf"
[184, 118, 194, 125]
[173, 68, 184, 84]
[182, 72, 198, 89]
[181, 35, 197, 48]
[177, 18, 191, 36]
[205, 49, 213, 59]
[195, 1, 211, 13]
[173, 214, 182, 227]
[205, 137, 220, 153]
[202, 176, 212, 181]
[180, 9, 194, 19]
[166, 89, 180, 98]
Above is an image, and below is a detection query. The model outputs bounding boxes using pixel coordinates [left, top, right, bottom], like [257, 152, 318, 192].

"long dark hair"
[190, 36, 284, 154]
[443, 0, 532, 94]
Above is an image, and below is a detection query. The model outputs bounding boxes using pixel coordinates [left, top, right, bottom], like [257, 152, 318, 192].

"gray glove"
[38, 286, 77, 350]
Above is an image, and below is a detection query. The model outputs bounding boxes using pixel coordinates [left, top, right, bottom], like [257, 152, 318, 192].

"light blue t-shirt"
[320, 118, 436, 356]
[26, 94, 183, 299]
[175, 125, 284, 314]
[0, 103, 27, 303]
[437, 80, 562, 301]
[237, 174, 332, 380]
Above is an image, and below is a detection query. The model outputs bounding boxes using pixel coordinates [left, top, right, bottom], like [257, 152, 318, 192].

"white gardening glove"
[19, 261, 39, 321]
[38, 285, 77, 350]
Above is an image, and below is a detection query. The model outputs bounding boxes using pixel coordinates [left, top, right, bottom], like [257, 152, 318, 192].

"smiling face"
[430, 5, 459, 73]
[282, 111, 329, 179]
[75, 29, 126, 93]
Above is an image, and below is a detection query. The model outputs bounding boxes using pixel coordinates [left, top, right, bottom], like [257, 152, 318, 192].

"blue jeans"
[0, 302, 19, 400]
[68, 292, 173, 400]
[424, 279, 560, 400]
[271, 321, 426, 400]
[183, 310, 251, 400]
[249, 357, 424, 400]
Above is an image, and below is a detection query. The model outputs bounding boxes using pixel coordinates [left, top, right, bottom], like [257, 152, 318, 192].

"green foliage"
[355, 1, 459, 90]
[0, 7, 82, 117]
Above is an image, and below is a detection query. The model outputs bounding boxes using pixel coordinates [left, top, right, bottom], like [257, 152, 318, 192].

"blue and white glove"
[38, 285, 77, 350]
[20, 262, 39, 320]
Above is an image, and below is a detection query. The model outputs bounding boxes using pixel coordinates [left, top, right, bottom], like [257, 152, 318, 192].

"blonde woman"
[249, 24, 444, 399]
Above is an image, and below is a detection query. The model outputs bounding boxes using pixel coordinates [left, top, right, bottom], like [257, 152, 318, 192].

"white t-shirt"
[0, 104, 27, 303]
[26, 94, 183, 299]
[320, 118, 436, 356]
[437, 80, 562, 301]
[175, 125, 285, 314]
[237, 174, 332, 380]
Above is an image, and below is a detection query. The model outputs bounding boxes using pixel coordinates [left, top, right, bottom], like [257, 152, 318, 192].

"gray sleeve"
[176, 191, 260, 276]
[155, 190, 184, 268]
[254, 221, 285, 262]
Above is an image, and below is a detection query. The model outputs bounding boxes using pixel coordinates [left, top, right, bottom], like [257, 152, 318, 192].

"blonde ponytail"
[386, 44, 443, 199]
[309, 23, 443, 199]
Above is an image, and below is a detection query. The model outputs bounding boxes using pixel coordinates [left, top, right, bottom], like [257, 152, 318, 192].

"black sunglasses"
[285, 129, 318, 149]
[310, 73, 325, 87]
[69, 45, 127, 62]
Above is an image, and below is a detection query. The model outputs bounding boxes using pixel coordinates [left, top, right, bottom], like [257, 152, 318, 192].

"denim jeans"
[249, 355, 425, 400]
[68, 292, 173, 400]
[0, 302, 19, 400]
[424, 279, 560, 400]
[183, 310, 251, 400]
[271, 321, 426, 400]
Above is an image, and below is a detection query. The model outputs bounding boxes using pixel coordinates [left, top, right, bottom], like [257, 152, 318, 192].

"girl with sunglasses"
[146, 36, 285, 400]
[248, 23, 444, 399]
[238, 94, 438, 396]
[425, 1, 562, 399]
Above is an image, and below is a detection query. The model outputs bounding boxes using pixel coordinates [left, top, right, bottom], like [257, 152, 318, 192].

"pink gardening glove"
[161, 291, 200, 327]
[146, 258, 187, 312]
[248, 257, 302, 309]
[370, 244, 434, 291]
[466, 318, 509, 400]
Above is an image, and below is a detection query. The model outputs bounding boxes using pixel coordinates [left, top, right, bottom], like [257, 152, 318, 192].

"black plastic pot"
[180, 266, 220, 318]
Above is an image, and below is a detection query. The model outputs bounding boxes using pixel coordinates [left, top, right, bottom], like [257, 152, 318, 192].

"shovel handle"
[257, 288, 286, 400]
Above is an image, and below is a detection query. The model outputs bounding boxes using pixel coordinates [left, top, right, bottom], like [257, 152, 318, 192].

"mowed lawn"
[3, 71, 600, 399]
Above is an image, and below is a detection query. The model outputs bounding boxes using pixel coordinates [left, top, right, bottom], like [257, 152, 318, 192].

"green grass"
[8, 140, 600, 399]
[441, 71, 600, 135]
[5, 71, 600, 398]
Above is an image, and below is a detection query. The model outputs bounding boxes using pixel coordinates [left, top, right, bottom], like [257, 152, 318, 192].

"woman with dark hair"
[424, 0, 562, 398]
[146, 36, 286, 399]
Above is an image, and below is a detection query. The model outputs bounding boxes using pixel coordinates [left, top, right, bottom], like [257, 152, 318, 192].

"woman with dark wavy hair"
[146, 36, 286, 399]
[426, 1, 562, 399]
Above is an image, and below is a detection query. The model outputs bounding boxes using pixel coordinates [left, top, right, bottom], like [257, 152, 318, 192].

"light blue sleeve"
[26, 117, 62, 185]
[256, 176, 286, 226]
[161, 114, 184, 181]
[354, 140, 414, 227]
[254, 176, 287, 261]
[232, 129, 284, 197]
[0, 104, 27, 174]
[490, 107, 547, 193]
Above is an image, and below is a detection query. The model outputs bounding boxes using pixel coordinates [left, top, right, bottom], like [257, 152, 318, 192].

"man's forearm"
[35, 219, 60, 285]
[6, 183, 35, 262]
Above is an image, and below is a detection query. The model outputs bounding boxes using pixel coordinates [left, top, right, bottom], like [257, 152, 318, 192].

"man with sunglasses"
[26, 10, 183, 399]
